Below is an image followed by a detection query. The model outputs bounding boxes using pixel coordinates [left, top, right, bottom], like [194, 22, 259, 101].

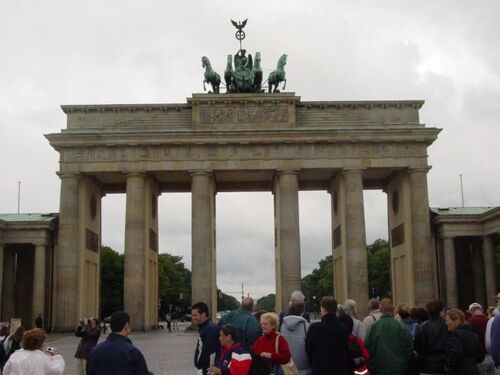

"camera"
[46, 346, 56, 354]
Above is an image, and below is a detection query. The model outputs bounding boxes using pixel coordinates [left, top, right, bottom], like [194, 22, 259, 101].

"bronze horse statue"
[202, 56, 221, 94]
[268, 54, 287, 93]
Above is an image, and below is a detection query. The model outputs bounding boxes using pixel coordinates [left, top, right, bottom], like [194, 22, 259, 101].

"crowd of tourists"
[0, 292, 499, 374]
[192, 291, 500, 375]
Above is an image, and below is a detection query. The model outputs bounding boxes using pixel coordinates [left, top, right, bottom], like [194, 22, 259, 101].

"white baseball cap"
[468, 302, 483, 312]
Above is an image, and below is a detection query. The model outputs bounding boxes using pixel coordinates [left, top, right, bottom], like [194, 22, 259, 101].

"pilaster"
[33, 242, 46, 327]
[442, 236, 458, 308]
[483, 235, 497, 305]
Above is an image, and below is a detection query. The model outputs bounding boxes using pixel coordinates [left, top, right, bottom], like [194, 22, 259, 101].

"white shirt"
[3, 349, 65, 375]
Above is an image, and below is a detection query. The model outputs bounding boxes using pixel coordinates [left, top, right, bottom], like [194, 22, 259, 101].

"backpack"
[348, 336, 371, 375]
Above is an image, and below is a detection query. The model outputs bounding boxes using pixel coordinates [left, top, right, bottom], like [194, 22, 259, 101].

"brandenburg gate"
[46, 92, 440, 330]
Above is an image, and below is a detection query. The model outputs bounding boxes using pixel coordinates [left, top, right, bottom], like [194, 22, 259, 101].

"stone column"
[274, 170, 301, 313]
[124, 172, 147, 331]
[54, 172, 80, 330]
[1, 248, 16, 321]
[191, 171, 217, 318]
[408, 168, 436, 306]
[443, 237, 458, 308]
[33, 243, 46, 327]
[471, 242, 486, 307]
[343, 169, 369, 316]
[483, 235, 497, 304]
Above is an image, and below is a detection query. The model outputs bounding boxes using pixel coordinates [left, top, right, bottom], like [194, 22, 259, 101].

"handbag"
[274, 333, 298, 375]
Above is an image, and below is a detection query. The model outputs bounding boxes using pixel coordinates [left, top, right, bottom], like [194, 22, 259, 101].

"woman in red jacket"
[251, 312, 291, 373]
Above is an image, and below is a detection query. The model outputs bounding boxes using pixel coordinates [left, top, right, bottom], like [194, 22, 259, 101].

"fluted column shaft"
[191, 171, 217, 318]
[471, 242, 486, 307]
[483, 235, 497, 304]
[124, 173, 147, 330]
[275, 170, 301, 313]
[33, 243, 46, 325]
[409, 168, 436, 305]
[443, 237, 458, 308]
[55, 173, 80, 330]
[343, 169, 368, 315]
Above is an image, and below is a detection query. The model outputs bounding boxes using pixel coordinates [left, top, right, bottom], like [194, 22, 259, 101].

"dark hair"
[413, 307, 429, 324]
[221, 325, 238, 341]
[288, 303, 305, 316]
[191, 302, 209, 317]
[380, 298, 394, 315]
[426, 299, 445, 319]
[320, 297, 337, 314]
[337, 311, 354, 332]
[12, 326, 25, 342]
[253, 309, 267, 322]
[22, 328, 46, 350]
[0, 325, 9, 337]
[397, 304, 411, 319]
[110, 311, 130, 332]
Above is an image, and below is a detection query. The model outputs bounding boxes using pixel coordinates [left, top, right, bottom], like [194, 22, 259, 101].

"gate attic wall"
[46, 93, 440, 330]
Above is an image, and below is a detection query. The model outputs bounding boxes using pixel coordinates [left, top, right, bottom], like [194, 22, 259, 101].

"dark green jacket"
[219, 309, 261, 350]
[365, 315, 413, 375]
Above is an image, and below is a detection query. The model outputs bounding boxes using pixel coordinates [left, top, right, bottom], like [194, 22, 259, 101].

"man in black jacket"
[192, 302, 220, 375]
[87, 311, 152, 375]
[305, 297, 349, 375]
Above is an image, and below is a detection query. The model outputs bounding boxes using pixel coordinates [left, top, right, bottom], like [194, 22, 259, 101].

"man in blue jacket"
[192, 302, 220, 375]
[87, 311, 152, 375]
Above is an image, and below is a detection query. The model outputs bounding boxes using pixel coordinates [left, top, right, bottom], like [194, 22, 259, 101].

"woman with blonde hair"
[445, 308, 484, 375]
[3, 328, 64, 374]
[252, 312, 292, 373]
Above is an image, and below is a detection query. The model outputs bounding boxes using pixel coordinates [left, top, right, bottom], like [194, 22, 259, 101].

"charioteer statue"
[201, 19, 287, 94]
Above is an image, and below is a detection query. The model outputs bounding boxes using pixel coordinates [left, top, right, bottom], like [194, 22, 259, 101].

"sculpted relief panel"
[62, 142, 426, 163]
[199, 106, 289, 125]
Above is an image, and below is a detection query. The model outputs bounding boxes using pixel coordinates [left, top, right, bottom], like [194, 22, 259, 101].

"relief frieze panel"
[61, 142, 426, 163]
[199, 106, 289, 125]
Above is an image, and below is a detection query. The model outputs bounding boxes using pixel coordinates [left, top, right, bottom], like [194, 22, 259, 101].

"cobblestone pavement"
[48, 322, 197, 374]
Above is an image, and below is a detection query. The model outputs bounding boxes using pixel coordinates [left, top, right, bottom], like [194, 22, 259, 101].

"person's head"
[12, 326, 25, 342]
[219, 325, 237, 348]
[343, 299, 357, 318]
[241, 297, 254, 312]
[260, 312, 279, 334]
[446, 308, 466, 331]
[487, 306, 495, 318]
[414, 307, 429, 324]
[337, 311, 354, 333]
[191, 302, 209, 325]
[379, 298, 394, 316]
[290, 291, 305, 305]
[89, 317, 99, 328]
[397, 304, 411, 320]
[469, 303, 483, 316]
[22, 328, 46, 351]
[288, 303, 305, 316]
[495, 293, 500, 308]
[253, 309, 267, 322]
[0, 325, 9, 337]
[320, 297, 337, 316]
[110, 311, 131, 336]
[367, 298, 380, 312]
[426, 299, 445, 319]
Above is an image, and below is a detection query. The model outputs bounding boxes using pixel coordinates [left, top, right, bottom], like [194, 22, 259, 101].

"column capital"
[56, 172, 80, 180]
[408, 167, 432, 175]
[440, 233, 455, 241]
[276, 169, 300, 177]
[342, 167, 366, 175]
[33, 241, 47, 248]
[189, 169, 213, 177]
[123, 171, 146, 178]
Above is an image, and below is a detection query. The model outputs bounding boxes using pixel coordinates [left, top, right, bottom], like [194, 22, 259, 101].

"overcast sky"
[1, 0, 499, 300]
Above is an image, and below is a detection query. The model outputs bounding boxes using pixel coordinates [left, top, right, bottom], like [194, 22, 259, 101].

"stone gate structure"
[45, 92, 441, 330]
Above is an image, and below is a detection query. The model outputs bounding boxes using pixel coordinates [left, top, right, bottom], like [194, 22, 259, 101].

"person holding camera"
[75, 317, 101, 375]
[3, 328, 64, 374]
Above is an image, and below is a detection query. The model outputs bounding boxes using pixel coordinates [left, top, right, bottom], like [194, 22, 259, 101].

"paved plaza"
[48, 322, 197, 374]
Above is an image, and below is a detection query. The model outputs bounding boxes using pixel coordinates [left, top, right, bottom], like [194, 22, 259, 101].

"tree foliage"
[158, 253, 192, 315]
[100, 246, 124, 318]
[217, 290, 240, 311]
[301, 239, 392, 312]
[255, 293, 276, 312]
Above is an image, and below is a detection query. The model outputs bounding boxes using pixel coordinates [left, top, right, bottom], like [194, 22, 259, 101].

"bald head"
[241, 297, 254, 312]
